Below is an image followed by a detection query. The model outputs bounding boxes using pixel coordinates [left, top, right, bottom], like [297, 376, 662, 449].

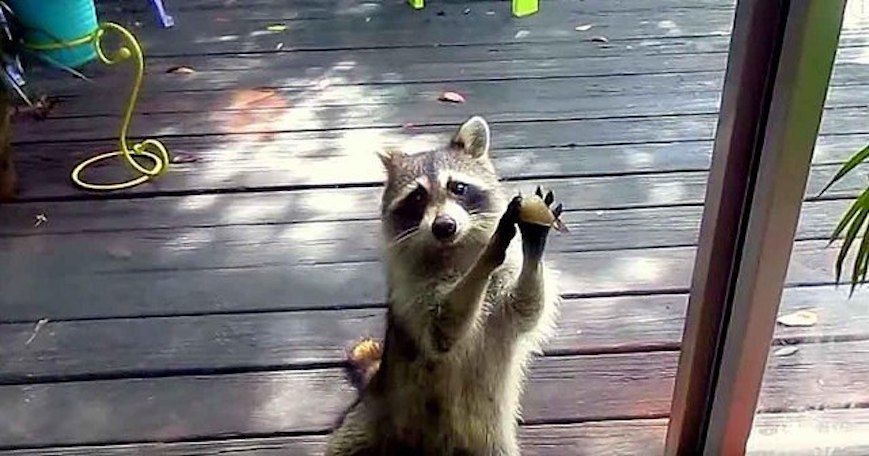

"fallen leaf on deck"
[438, 91, 466, 103]
[106, 245, 134, 260]
[266, 24, 288, 32]
[514, 30, 530, 39]
[591, 36, 609, 43]
[776, 310, 818, 327]
[275, 42, 284, 50]
[25, 319, 49, 346]
[463, 8, 471, 14]
[773, 346, 799, 357]
[575, 24, 594, 31]
[166, 66, 196, 74]
[34, 213, 47, 228]
[172, 154, 199, 164]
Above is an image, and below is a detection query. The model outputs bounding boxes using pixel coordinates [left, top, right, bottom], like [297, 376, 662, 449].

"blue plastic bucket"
[8, 0, 99, 68]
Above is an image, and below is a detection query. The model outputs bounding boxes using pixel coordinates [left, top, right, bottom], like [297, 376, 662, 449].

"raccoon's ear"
[377, 147, 404, 171]
[450, 116, 490, 159]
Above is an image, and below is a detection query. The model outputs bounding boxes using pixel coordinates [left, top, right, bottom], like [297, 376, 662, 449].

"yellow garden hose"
[27, 22, 170, 191]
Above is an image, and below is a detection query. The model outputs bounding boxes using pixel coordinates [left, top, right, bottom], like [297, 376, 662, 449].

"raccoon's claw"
[518, 188, 564, 262]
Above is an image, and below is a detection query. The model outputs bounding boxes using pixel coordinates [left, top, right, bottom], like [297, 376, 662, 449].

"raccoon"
[326, 116, 561, 456]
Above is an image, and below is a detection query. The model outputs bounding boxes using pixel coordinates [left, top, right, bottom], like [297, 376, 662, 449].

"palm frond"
[819, 144, 869, 196]
[833, 188, 869, 293]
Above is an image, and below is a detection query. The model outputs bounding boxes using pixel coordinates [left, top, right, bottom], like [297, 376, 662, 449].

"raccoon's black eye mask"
[448, 179, 489, 214]
[392, 184, 428, 233]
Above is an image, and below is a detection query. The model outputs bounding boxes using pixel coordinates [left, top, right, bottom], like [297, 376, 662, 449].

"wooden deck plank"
[30, 40, 866, 102]
[1, 339, 867, 449]
[0, 352, 676, 448]
[0, 194, 855, 278]
[86, 0, 861, 58]
[6, 408, 867, 455]
[38, 68, 868, 125]
[747, 409, 869, 456]
[26, 37, 735, 97]
[0, 419, 669, 455]
[0, 239, 852, 321]
[1, 284, 865, 382]
[11, 115, 868, 202]
[97, 2, 738, 57]
[15, 79, 869, 144]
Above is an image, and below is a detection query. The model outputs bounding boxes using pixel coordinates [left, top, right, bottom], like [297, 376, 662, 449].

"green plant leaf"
[852, 222, 869, 295]
[836, 200, 868, 286]
[829, 191, 868, 244]
[818, 144, 869, 196]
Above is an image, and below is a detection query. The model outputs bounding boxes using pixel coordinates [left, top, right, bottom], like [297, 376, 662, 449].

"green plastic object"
[512, 0, 539, 17]
[408, 0, 424, 10]
[8, 0, 99, 68]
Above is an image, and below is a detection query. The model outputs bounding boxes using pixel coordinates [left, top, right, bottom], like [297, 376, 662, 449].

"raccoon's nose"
[431, 215, 457, 241]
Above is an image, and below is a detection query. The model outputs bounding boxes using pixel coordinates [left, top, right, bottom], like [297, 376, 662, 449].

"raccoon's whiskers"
[391, 227, 419, 248]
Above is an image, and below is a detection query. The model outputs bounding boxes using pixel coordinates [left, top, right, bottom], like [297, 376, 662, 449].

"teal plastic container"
[9, 0, 99, 68]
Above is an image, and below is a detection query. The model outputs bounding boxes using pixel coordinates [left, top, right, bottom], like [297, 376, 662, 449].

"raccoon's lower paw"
[518, 187, 563, 262]
[347, 338, 383, 390]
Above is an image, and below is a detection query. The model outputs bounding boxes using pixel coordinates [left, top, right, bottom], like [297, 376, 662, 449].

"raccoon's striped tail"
[346, 337, 383, 391]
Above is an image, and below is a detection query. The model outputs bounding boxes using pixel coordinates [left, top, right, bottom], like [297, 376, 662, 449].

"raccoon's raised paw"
[518, 187, 564, 262]
[489, 195, 522, 265]
[347, 338, 382, 390]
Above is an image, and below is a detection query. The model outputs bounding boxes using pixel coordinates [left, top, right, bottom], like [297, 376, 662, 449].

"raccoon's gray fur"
[326, 116, 560, 456]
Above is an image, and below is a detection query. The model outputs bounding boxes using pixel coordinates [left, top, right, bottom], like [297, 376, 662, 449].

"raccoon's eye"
[409, 185, 426, 202]
[449, 181, 468, 196]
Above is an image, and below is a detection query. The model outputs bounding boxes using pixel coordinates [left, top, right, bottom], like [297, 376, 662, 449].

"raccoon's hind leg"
[432, 197, 520, 352]
[327, 400, 378, 456]
[507, 188, 562, 333]
[347, 338, 383, 390]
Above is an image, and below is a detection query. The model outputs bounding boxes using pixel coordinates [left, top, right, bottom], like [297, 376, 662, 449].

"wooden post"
[0, 86, 17, 201]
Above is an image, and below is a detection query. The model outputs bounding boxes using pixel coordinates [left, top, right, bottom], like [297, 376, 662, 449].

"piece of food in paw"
[519, 195, 568, 232]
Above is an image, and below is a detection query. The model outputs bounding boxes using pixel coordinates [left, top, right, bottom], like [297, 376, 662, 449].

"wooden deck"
[0, 0, 867, 454]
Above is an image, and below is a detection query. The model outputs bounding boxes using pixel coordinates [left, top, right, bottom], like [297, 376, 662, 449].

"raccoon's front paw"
[518, 187, 564, 262]
[487, 195, 521, 266]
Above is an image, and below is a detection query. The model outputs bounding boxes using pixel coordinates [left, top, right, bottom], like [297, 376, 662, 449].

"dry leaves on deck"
[166, 66, 196, 74]
[438, 91, 466, 103]
[776, 310, 819, 327]
[773, 346, 799, 357]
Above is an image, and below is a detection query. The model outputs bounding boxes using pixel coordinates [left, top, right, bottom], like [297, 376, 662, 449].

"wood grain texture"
[1, 339, 868, 449]
[1, 283, 865, 383]
[4, 408, 867, 455]
[0, 228, 858, 321]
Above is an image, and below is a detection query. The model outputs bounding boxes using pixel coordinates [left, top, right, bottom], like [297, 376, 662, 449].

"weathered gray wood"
[18, 80, 869, 144]
[0, 196, 853, 277]
[747, 409, 869, 456]
[10, 117, 867, 202]
[28, 38, 735, 97]
[3, 131, 865, 209]
[0, 419, 669, 455]
[5, 408, 867, 455]
[0, 239, 854, 321]
[2, 339, 868, 449]
[101, 3, 737, 57]
[1, 284, 865, 382]
[0, 351, 678, 448]
[86, 0, 860, 58]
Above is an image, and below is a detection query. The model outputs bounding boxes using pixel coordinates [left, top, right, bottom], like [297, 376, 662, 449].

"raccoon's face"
[379, 116, 505, 258]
